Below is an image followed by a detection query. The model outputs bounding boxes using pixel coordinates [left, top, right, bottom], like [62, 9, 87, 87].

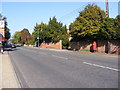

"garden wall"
[39, 40, 62, 50]
[70, 40, 120, 54]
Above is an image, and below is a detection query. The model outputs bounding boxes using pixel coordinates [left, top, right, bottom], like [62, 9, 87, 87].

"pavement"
[0, 51, 20, 88]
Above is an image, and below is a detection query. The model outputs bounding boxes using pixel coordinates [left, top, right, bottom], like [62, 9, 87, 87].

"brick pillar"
[60, 40, 62, 50]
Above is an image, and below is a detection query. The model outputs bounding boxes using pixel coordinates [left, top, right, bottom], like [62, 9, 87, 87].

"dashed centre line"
[83, 62, 119, 72]
[52, 55, 68, 60]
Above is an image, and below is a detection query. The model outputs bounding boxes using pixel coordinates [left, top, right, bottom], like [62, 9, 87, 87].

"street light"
[37, 29, 40, 47]
[37, 27, 42, 47]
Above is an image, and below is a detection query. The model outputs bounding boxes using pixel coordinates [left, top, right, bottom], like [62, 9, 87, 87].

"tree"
[47, 16, 63, 43]
[69, 4, 106, 41]
[47, 17, 69, 43]
[115, 15, 120, 39]
[47, 17, 70, 48]
[32, 17, 70, 48]
[32, 22, 48, 43]
[11, 31, 21, 44]
[0, 14, 11, 40]
[5, 27, 11, 40]
[98, 17, 116, 40]
[21, 28, 32, 44]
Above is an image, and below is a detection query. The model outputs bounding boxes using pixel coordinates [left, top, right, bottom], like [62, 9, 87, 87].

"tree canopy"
[32, 22, 48, 43]
[32, 17, 70, 48]
[115, 15, 120, 39]
[0, 14, 11, 40]
[69, 4, 118, 41]
[12, 28, 33, 45]
[11, 31, 21, 44]
[21, 28, 32, 44]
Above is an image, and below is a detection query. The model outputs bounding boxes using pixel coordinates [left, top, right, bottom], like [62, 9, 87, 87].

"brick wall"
[110, 40, 120, 54]
[70, 40, 120, 54]
[39, 40, 62, 50]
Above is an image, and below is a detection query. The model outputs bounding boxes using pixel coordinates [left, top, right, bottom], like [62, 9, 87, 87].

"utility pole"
[106, 0, 110, 54]
[106, 0, 109, 17]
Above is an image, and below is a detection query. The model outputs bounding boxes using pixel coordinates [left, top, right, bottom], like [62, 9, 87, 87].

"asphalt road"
[8, 46, 119, 88]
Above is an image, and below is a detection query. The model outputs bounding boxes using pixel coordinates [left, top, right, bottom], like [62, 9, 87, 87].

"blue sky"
[1, 2, 119, 36]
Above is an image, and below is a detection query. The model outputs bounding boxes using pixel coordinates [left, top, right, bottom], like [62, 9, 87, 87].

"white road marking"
[52, 55, 68, 60]
[83, 62, 119, 72]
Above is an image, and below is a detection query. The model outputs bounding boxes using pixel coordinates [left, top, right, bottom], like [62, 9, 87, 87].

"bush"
[62, 39, 70, 49]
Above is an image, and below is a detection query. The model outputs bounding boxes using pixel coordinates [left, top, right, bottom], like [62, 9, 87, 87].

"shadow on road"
[4, 48, 19, 52]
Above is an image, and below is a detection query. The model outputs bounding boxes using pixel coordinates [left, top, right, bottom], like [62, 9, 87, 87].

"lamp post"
[37, 26, 42, 47]
[37, 29, 40, 47]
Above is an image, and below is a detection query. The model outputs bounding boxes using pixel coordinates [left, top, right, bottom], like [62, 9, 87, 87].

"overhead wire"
[58, 2, 92, 23]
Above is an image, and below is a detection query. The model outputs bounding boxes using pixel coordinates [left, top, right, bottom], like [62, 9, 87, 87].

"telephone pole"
[106, 0, 109, 17]
[106, 0, 110, 54]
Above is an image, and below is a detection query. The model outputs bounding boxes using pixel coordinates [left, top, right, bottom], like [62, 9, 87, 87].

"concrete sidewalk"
[0, 51, 20, 88]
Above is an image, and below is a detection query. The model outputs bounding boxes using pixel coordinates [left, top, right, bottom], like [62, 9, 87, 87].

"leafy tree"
[32, 17, 70, 48]
[115, 15, 120, 39]
[21, 28, 32, 44]
[69, 4, 106, 41]
[0, 14, 11, 40]
[32, 22, 48, 43]
[11, 31, 21, 44]
[47, 16, 62, 43]
[47, 17, 70, 48]
[48, 17, 69, 42]
[5, 27, 11, 40]
[98, 17, 116, 40]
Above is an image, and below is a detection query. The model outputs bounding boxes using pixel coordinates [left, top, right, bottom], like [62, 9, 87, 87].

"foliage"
[21, 28, 32, 44]
[0, 14, 11, 40]
[98, 18, 116, 40]
[115, 15, 120, 39]
[32, 17, 70, 48]
[11, 31, 21, 44]
[12, 28, 33, 45]
[47, 17, 69, 43]
[69, 4, 117, 41]
[32, 22, 48, 43]
[5, 27, 11, 40]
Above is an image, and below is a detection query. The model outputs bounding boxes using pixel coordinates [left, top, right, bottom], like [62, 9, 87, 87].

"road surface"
[8, 47, 119, 88]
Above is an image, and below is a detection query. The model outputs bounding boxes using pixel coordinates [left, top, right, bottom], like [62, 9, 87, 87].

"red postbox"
[92, 41, 97, 52]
